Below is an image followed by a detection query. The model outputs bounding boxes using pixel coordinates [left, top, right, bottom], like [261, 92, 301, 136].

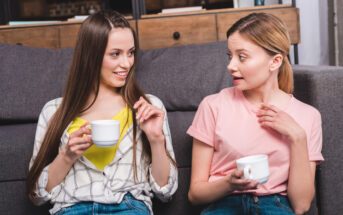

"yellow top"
[67, 106, 133, 170]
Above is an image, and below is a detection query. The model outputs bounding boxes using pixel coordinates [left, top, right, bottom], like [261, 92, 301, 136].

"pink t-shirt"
[187, 87, 324, 195]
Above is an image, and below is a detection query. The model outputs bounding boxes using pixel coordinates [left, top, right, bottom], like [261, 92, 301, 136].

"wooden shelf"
[0, 5, 299, 50]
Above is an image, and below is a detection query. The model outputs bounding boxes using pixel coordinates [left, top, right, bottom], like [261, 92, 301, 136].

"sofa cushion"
[153, 167, 203, 215]
[0, 123, 37, 181]
[0, 180, 50, 215]
[0, 43, 72, 122]
[135, 41, 232, 111]
[167, 111, 195, 168]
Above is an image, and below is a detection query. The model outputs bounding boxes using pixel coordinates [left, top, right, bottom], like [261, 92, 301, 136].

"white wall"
[271, 0, 329, 65]
[295, 0, 329, 65]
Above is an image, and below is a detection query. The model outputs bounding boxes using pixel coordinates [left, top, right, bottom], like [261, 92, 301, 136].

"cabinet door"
[0, 27, 59, 49]
[59, 20, 136, 49]
[59, 24, 81, 48]
[138, 14, 217, 50]
[128, 20, 137, 34]
[217, 7, 300, 44]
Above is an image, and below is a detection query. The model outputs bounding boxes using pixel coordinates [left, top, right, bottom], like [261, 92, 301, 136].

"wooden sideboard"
[0, 4, 299, 50]
[0, 19, 136, 49]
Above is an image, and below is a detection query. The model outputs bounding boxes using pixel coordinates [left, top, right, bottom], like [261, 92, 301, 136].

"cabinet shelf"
[0, 5, 299, 51]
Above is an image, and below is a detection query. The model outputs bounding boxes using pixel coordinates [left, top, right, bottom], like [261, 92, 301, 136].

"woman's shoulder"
[40, 97, 63, 117]
[201, 87, 235, 106]
[146, 94, 165, 109]
[291, 97, 321, 119]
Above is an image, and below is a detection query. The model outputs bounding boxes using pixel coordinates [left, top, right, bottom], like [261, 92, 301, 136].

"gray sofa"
[0, 41, 342, 215]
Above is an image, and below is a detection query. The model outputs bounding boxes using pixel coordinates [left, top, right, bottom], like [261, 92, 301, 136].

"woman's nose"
[120, 55, 131, 68]
[227, 58, 237, 73]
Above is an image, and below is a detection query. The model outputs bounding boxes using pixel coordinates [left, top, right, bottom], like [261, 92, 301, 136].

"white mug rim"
[236, 154, 268, 164]
[91, 120, 120, 126]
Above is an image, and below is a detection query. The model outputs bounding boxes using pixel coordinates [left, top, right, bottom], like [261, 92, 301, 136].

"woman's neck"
[80, 85, 126, 120]
[242, 82, 289, 109]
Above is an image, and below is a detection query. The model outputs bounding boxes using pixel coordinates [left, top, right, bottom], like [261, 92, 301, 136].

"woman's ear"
[270, 54, 283, 71]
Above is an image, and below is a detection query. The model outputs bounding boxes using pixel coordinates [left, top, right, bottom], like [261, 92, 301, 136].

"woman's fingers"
[256, 109, 277, 117]
[230, 169, 258, 190]
[69, 124, 91, 138]
[134, 97, 163, 122]
[68, 135, 92, 147]
[260, 103, 279, 112]
[134, 97, 149, 118]
[133, 96, 145, 110]
[136, 103, 149, 119]
[69, 142, 93, 153]
[141, 107, 163, 122]
[258, 116, 274, 123]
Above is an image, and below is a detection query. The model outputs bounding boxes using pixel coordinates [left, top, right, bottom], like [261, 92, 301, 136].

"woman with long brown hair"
[27, 10, 177, 215]
[187, 13, 323, 214]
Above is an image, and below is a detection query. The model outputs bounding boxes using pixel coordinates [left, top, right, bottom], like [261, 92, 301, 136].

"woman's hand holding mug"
[226, 169, 259, 191]
[61, 122, 92, 164]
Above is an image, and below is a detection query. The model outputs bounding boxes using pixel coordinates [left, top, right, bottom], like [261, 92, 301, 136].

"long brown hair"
[27, 10, 176, 200]
[226, 13, 293, 93]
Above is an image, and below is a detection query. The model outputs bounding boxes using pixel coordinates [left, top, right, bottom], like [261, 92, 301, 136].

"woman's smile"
[113, 71, 128, 80]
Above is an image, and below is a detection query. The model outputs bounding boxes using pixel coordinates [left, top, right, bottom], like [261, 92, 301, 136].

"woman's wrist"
[148, 133, 165, 146]
[58, 149, 75, 166]
[223, 174, 235, 194]
[288, 128, 307, 144]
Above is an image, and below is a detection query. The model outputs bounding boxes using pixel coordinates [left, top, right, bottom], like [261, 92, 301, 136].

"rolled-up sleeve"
[29, 99, 60, 205]
[148, 95, 178, 202]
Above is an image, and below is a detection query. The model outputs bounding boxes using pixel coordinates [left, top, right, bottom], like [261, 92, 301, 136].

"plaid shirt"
[29, 95, 178, 214]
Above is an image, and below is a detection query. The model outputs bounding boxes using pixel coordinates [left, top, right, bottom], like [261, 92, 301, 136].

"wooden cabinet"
[0, 26, 59, 49]
[0, 5, 299, 50]
[59, 24, 81, 48]
[138, 14, 217, 49]
[0, 19, 136, 49]
[137, 4, 300, 50]
[216, 7, 300, 44]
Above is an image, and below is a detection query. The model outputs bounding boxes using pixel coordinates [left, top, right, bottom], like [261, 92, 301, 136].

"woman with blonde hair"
[27, 10, 177, 215]
[187, 13, 323, 214]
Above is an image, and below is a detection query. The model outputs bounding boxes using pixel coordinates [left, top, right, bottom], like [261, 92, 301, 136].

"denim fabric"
[201, 194, 295, 215]
[55, 193, 150, 215]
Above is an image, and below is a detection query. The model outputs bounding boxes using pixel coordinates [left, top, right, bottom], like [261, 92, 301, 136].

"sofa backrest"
[0, 42, 73, 123]
[0, 42, 71, 215]
[292, 65, 343, 215]
[0, 41, 342, 215]
[135, 41, 232, 112]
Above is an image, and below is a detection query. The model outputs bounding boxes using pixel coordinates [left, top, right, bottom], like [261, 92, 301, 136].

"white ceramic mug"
[90, 120, 120, 147]
[236, 154, 270, 184]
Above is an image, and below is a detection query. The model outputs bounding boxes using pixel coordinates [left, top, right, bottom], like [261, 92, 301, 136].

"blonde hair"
[226, 13, 293, 93]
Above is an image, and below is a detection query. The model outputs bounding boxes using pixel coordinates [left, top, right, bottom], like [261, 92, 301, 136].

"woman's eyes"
[110, 52, 120, 57]
[110, 50, 135, 57]
[227, 53, 246, 61]
[239, 55, 246, 60]
[128, 50, 135, 56]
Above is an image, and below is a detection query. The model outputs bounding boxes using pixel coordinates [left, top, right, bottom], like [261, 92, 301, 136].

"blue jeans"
[201, 194, 295, 215]
[55, 193, 150, 215]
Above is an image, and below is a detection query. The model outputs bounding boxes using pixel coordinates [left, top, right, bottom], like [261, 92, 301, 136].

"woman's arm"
[257, 104, 316, 214]
[46, 124, 92, 192]
[287, 137, 316, 215]
[188, 138, 258, 205]
[134, 96, 171, 187]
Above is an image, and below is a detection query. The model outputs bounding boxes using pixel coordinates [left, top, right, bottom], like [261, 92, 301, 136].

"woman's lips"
[113, 71, 128, 80]
[232, 76, 244, 84]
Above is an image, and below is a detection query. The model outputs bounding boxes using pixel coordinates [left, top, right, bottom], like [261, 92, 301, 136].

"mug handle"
[243, 166, 253, 180]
